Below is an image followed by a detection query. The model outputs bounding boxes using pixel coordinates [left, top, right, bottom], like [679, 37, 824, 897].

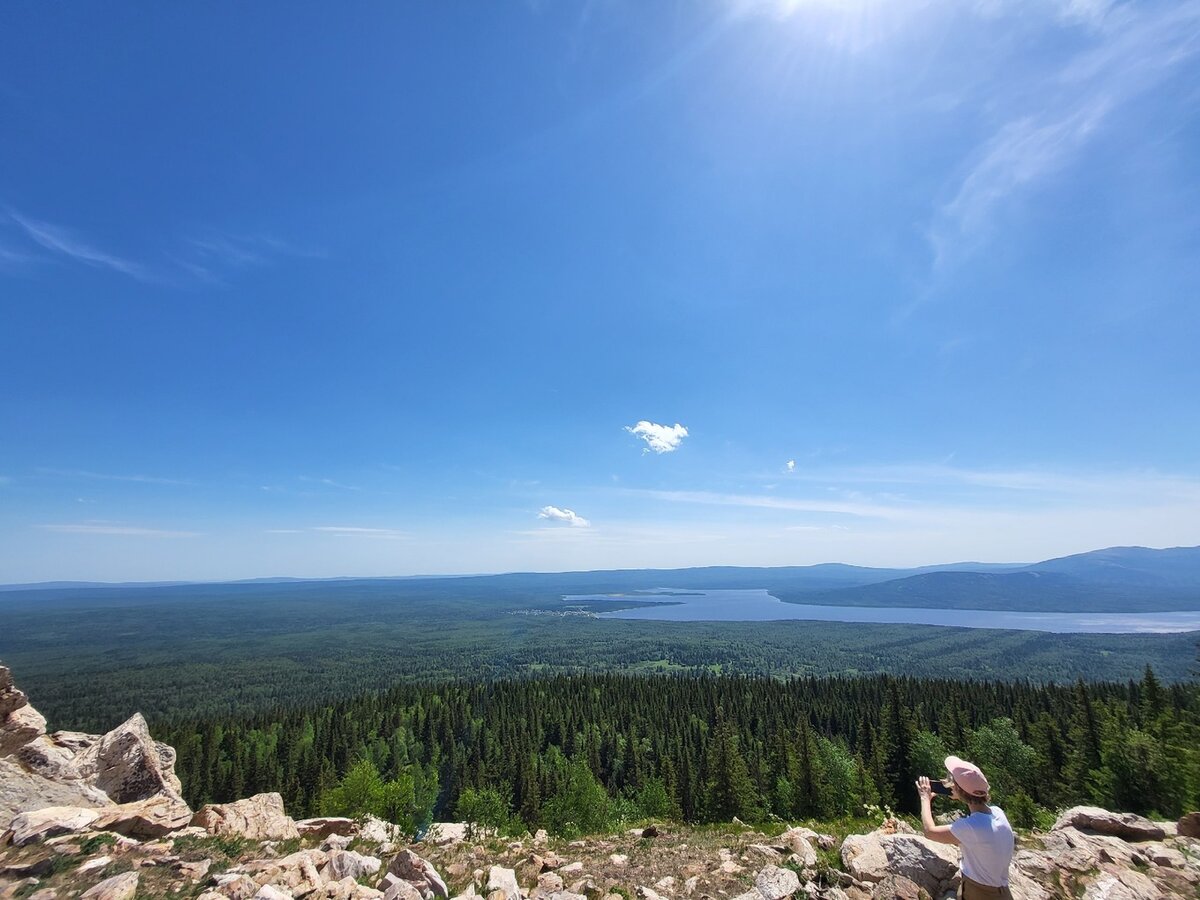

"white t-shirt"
[950, 806, 1014, 887]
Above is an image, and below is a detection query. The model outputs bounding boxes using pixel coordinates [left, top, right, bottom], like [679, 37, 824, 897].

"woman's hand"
[916, 775, 933, 803]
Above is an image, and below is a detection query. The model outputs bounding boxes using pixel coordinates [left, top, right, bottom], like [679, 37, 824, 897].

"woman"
[916, 756, 1014, 899]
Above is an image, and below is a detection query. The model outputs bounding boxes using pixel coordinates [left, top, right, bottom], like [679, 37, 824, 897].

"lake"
[573, 588, 1200, 633]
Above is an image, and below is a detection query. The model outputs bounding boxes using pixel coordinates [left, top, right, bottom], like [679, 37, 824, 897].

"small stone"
[609, 855, 628, 867]
[77, 856, 114, 875]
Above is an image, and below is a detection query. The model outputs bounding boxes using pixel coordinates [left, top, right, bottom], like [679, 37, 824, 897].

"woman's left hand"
[916, 775, 933, 803]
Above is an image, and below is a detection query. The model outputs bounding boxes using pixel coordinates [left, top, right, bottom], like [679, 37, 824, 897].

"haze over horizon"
[3, 2, 1199, 583]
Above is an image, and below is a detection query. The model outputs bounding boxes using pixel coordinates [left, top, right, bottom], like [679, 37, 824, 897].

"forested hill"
[159, 669, 1198, 837]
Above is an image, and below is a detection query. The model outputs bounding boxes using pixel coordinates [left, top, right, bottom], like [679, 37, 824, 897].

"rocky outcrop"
[0, 665, 191, 833]
[840, 830, 960, 898]
[0, 669, 47, 759]
[193, 793, 301, 841]
[92, 793, 194, 838]
[1051, 805, 1166, 842]
[8, 806, 103, 846]
[75, 713, 183, 803]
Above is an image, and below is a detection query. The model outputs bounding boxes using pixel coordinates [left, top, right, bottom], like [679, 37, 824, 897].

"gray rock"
[192, 792, 300, 840]
[382, 850, 449, 900]
[79, 871, 139, 900]
[755, 865, 801, 900]
[1178, 812, 1200, 839]
[9, 805, 102, 845]
[1052, 806, 1165, 842]
[486, 865, 522, 900]
[776, 829, 819, 869]
[92, 794, 193, 838]
[297, 816, 357, 839]
[326, 850, 383, 882]
[840, 831, 959, 898]
[868, 875, 928, 900]
[0, 704, 47, 758]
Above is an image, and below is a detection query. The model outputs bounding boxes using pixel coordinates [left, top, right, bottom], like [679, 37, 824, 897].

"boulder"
[326, 850, 383, 882]
[253, 887, 292, 900]
[361, 815, 405, 844]
[192, 793, 300, 840]
[755, 864, 801, 900]
[1178, 812, 1200, 839]
[79, 871, 139, 900]
[93, 794, 193, 838]
[382, 850, 449, 900]
[376, 886, 423, 900]
[9, 805, 102, 845]
[0, 705, 47, 757]
[776, 829, 819, 869]
[15, 735, 84, 781]
[297, 817, 357, 840]
[869, 876, 928, 900]
[0, 756, 112, 830]
[215, 874, 259, 900]
[0, 667, 29, 720]
[840, 831, 959, 898]
[74, 713, 183, 803]
[537, 873, 565, 895]
[1143, 842, 1188, 868]
[426, 823, 469, 845]
[1052, 806, 1165, 842]
[485, 865, 521, 900]
[747, 844, 784, 863]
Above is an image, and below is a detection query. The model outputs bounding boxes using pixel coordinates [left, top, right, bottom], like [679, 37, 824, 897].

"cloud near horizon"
[538, 505, 591, 527]
[36, 523, 199, 537]
[625, 421, 689, 454]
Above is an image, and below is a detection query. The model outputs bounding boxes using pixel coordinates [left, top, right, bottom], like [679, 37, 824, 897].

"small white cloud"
[537, 506, 591, 527]
[786, 460, 796, 472]
[625, 421, 689, 454]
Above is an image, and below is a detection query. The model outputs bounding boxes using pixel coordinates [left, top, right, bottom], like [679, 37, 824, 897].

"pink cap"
[945, 756, 990, 797]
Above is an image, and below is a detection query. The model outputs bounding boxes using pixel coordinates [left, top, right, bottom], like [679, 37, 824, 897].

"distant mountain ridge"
[2, 544, 1197, 613]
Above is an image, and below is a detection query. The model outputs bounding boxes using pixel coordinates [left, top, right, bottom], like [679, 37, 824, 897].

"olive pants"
[957, 876, 1013, 900]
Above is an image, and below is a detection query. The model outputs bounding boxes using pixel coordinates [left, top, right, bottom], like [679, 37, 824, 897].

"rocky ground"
[4, 665, 1200, 900]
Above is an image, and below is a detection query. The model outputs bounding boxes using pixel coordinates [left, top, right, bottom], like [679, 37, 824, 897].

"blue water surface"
[574, 589, 1200, 634]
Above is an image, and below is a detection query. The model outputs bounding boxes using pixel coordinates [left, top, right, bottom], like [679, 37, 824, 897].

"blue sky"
[2, 0, 1198, 582]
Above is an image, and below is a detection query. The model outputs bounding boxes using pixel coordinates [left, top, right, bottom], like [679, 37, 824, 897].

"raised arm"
[916, 777, 960, 846]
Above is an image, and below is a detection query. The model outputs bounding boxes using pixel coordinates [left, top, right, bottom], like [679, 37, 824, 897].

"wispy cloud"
[7, 211, 154, 281]
[635, 488, 914, 521]
[36, 522, 200, 537]
[538, 505, 591, 527]
[38, 468, 192, 486]
[930, 1, 1200, 271]
[179, 232, 320, 284]
[786, 460, 796, 472]
[313, 526, 407, 539]
[300, 476, 361, 491]
[625, 421, 689, 454]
